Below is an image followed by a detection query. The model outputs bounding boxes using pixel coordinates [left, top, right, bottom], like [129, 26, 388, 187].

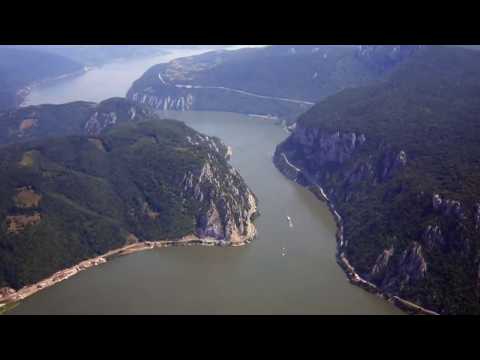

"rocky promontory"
[0, 118, 258, 307]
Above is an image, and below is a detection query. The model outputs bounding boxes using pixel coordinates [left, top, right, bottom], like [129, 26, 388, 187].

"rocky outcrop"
[400, 243, 428, 279]
[181, 136, 257, 245]
[379, 242, 428, 293]
[274, 124, 408, 201]
[370, 246, 395, 283]
[129, 92, 195, 111]
[285, 125, 407, 184]
[365, 242, 429, 296]
[84, 98, 157, 136]
[85, 111, 117, 135]
[290, 126, 366, 167]
[424, 194, 471, 254]
[272, 121, 469, 315]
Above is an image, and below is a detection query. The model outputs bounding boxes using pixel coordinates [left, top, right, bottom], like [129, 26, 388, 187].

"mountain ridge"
[0, 97, 158, 146]
[274, 45, 480, 314]
[127, 45, 425, 121]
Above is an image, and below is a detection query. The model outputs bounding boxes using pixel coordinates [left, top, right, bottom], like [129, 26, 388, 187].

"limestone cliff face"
[274, 121, 479, 314]
[275, 124, 408, 201]
[84, 98, 156, 136]
[180, 135, 257, 245]
[128, 90, 195, 111]
[371, 242, 428, 294]
[422, 194, 472, 254]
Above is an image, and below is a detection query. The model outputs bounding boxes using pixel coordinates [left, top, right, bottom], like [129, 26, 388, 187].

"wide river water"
[10, 53, 402, 315]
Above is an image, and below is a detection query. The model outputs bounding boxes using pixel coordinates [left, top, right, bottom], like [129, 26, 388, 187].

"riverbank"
[17, 66, 91, 107]
[274, 151, 439, 315]
[0, 230, 257, 314]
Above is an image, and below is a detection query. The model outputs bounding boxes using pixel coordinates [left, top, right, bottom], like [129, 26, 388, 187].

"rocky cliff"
[127, 45, 423, 122]
[0, 119, 257, 293]
[274, 45, 480, 315]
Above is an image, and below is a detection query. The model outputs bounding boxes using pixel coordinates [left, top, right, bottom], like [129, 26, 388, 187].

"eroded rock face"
[129, 92, 195, 111]
[274, 123, 407, 194]
[398, 242, 428, 281]
[368, 242, 428, 294]
[85, 111, 117, 135]
[84, 100, 156, 136]
[424, 194, 472, 254]
[378, 242, 428, 293]
[180, 136, 257, 244]
[291, 127, 365, 167]
[370, 246, 395, 283]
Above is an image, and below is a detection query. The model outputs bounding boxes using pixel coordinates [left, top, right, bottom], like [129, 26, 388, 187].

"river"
[21, 49, 210, 106]
[9, 53, 402, 315]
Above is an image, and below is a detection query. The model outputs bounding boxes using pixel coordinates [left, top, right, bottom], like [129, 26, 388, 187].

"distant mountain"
[0, 118, 257, 292]
[0, 97, 158, 145]
[3, 45, 169, 66]
[127, 45, 423, 122]
[274, 45, 480, 314]
[0, 47, 84, 111]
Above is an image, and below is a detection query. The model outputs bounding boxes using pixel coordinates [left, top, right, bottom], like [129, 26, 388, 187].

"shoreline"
[0, 134, 258, 314]
[0, 232, 256, 313]
[275, 151, 439, 315]
[17, 66, 92, 107]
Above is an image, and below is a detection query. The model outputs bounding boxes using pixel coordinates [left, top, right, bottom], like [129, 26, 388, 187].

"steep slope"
[274, 45, 480, 314]
[0, 97, 157, 145]
[127, 45, 423, 122]
[0, 47, 84, 111]
[0, 119, 257, 293]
